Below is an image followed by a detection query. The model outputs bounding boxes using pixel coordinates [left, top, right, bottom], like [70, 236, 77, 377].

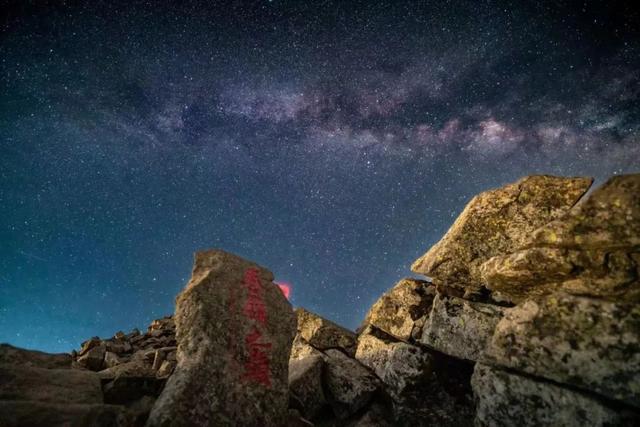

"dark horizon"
[1, 0, 638, 353]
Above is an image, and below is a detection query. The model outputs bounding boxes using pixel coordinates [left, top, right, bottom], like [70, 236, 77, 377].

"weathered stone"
[483, 293, 640, 407]
[322, 349, 381, 419]
[114, 331, 126, 340]
[482, 174, 640, 304]
[359, 278, 435, 342]
[472, 363, 639, 427]
[0, 401, 127, 427]
[411, 175, 592, 297]
[79, 337, 102, 356]
[98, 360, 156, 381]
[290, 335, 323, 361]
[296, 308, 357, 357]
[156, 360, 175, 378]
[146, 250, 296, 427]
[348, 400, 394, 427]
[103, 376, 166, 405]
[288, 354, 326, 420]
[77, 344, 106, 371]
[0, 363, 103, 404]
[355, 326, 433, 399]
[104, 351, 121, 369]
[0, 344, 72, 369]
[420, 293, 506, 361]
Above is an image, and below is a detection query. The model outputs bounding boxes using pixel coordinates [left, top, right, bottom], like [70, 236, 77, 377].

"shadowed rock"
[296, 308, 358, 357]
[411, 175, 592, 298]
[145, 250, 296, 427]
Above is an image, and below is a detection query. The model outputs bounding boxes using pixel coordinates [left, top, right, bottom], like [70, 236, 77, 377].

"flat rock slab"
[0, 401, 127, 427]
[0, 344, 71, 369]
[359, 278, 435, 342]
[420, 293, 506, 361]
[0, 363, 103, 404]
[146, 250, 296, 427]
[296, 308, 357, 357]
[411, 175, 591, 297]
[483, 293, 640, 408]
[472, 363, 639, 427]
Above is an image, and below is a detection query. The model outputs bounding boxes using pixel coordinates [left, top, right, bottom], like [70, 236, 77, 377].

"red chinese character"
[244, 292, 267, 324]
[242, 328, 272, 388]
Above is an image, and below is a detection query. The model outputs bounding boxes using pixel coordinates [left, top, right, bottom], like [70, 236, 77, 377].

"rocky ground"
[0, 173, 638, 426]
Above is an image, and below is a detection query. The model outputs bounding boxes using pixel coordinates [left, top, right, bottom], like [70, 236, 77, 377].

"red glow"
[276, 283, 291, 299]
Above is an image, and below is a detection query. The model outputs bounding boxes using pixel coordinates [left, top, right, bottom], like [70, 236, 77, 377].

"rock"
[483, 293, 640, 407]
[411, 175, 592, 297]
[156, 360, 175, 378]
[355, 326, 433, 399]
[0, 401, 127, 427]
[359, 278, 435, 342]
[420, 293, 506, 361]
[296, 308, 358, 357]
[290, 335, 323, 361]
[0, 344, 72, 369]
[146, 250, 297, 427]
[98, 360, 156, 381]
[482, 174, 640, 304]
[322, 349, 381, 419]
[288, 354, 326, 420]
[347, 400, 394, 427]
[76, 344, 106, 371]
[104, 351, 121, 369]
[102, 376, 166, 405]
[79, 337, 102, 356]
[287, 409, 315, 427]
[0, 363, 103, 404]
[472, 363, 639, 427]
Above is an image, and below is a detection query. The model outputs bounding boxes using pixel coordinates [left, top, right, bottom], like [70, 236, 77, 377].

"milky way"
[1, 1, 638, 352]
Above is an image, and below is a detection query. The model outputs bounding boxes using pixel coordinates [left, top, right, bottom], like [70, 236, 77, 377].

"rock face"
[359, 278, 435, 341]
[288, 354, 326, 420]
[420, 293, 506, 361]
[472, 364, 638, 427]
[321, 348, 382, 419]
[482, 174, 640, 304]
[411, 175, 592, 298]
[146, 250, 296, 427]
[483, 293, 640, 407]
[356, 326, 433, 399]
[296, 308, 358, 356]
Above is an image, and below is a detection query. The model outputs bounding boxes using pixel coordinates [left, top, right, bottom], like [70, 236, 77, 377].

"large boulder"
[482, 292, 640, 407]
[0, 344, 72, 369]
[359, 278, 435, 342]
[420, 293, 507, 361]
[296, 308, 358, 357]
[482, 174, 640, 304]
[146, 250, 296, 427]
[322, 349, 381, 419]
[472, 363, 639, 427]
[355, 326, 433, 399]
[411, 175, 592, 298]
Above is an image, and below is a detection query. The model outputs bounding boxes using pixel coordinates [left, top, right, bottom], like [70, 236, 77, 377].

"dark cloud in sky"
[1, 0, 638, 351]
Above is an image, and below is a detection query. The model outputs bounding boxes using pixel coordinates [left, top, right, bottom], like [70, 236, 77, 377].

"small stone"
[156, 360, 175, 378]
[78, 337, 102, 357]
[76, 345, 106, 371]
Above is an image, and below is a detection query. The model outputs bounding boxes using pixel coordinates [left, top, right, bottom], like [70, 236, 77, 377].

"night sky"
[1, 1, 638, 353]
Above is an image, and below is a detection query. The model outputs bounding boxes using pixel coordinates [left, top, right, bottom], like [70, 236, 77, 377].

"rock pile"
[1, 173, 638, 427]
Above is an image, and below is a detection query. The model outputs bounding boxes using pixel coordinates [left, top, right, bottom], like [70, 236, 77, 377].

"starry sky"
[1, 0, 638, 353]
